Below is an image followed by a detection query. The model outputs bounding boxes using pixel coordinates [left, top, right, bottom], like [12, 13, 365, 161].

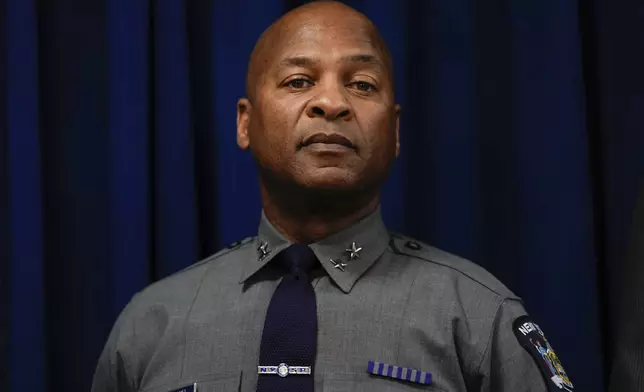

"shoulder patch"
[388, 233, 518, 299]
[513, 315, 573, 391]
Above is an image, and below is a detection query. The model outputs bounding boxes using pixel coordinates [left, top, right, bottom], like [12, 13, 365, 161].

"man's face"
[238, 10, 400, 193]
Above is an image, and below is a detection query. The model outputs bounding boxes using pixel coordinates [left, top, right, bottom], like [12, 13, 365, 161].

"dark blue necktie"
[257, 244, 318, 392]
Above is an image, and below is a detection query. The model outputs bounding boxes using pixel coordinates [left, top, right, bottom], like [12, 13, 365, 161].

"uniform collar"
[239, 207, 390, 293]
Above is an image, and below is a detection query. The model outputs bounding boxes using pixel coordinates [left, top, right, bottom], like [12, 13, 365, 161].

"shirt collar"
[239, 207, 390, 293]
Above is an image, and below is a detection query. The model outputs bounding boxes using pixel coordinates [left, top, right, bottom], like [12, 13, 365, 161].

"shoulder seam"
[475, 297, 525, 375]
[179, 250, 215, 378]
[475, 297, 505, 375]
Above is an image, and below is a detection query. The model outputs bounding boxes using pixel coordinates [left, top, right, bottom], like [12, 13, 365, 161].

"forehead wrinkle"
[278, 56, 321, 69]
[276, 53, 382, 71]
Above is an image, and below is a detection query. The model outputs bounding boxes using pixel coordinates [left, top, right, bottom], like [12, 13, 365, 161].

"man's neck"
[260, 185, 380, 244]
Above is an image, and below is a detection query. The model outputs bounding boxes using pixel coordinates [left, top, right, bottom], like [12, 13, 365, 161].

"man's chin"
[296, 170, 362, 193]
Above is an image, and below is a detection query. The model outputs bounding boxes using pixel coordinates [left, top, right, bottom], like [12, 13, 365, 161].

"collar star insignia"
[345, 241, 363, 260]
[257, 241, 271, 261]
[330, 258, 348, 272]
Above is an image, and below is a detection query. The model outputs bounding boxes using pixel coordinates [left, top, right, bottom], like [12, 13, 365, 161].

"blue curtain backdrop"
[2, 0, 643, 391]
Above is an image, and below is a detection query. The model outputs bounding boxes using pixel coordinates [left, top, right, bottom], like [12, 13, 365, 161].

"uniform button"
[405, 241, 422, 250]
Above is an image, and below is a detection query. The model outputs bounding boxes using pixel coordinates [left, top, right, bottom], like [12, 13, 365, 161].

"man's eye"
[352, 81, 377, 92]
[286, 78, 313, 89]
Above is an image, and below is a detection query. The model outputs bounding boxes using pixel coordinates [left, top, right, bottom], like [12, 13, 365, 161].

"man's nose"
[305, 82, 353, 121]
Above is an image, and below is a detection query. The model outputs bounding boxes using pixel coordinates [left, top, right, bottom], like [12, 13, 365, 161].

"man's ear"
[237, 98, 252, 150]
[394, 104, 401, 157]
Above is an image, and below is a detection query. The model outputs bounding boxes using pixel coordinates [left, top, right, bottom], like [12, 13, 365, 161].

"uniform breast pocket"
[322, 373, 446, 392]
[140, 374, 240, 392]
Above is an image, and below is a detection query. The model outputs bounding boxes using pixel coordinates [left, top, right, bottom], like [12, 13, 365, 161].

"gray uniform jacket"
[92, 208, 565, 392]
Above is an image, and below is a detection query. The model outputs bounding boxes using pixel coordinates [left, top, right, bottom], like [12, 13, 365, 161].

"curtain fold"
[5, 0, 45, 390]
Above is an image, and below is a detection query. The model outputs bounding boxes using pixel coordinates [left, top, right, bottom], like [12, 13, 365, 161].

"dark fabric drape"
[609, 184, 644, 391]
[588, 0, 644, 358]
[2, 0, 643, 391]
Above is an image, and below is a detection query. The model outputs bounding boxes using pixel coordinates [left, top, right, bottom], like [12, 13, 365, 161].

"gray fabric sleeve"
[91, 297, 138, 392]
[477, 299, 548, 392]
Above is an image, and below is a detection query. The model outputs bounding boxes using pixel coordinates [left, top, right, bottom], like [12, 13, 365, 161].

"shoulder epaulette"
[177, 236, 256, 274]
[389, 232, 519, 300]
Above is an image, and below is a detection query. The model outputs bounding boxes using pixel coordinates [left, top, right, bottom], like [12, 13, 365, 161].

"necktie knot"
[280, 244, 318, 277]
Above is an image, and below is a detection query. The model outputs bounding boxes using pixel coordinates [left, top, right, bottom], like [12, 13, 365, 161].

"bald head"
[245, 1, 393, 102]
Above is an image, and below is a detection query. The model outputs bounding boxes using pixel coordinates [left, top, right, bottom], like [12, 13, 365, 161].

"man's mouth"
[301, 133, 355, 149]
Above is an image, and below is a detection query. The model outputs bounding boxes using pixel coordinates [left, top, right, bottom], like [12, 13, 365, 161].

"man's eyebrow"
[342, 53, 383, 69]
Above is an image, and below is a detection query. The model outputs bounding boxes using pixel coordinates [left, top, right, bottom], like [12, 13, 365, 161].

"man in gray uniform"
[92, 1, 572, 391]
